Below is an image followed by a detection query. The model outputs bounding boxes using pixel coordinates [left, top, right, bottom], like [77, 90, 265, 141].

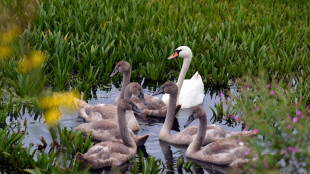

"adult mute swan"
[185, 106, 250, 167]
[162, 46, 204, 109]
[153, 82, 256, 145]
[76, 99, 140, 169]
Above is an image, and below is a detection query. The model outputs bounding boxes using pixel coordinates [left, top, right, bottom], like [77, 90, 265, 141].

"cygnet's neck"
[119, 70, 131, 100]
[187, 114, 206, 153]
[160, 90, 178, 136]
[117, 106, 135, 148]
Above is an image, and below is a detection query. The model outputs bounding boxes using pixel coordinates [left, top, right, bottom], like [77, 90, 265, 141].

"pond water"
[5, 83, 243, 174]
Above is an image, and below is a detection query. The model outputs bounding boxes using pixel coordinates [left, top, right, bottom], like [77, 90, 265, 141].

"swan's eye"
[175, 49, 182, 54]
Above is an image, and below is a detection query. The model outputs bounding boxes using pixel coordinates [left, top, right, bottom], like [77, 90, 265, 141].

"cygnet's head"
[152, 82, 178, 96]
[110, 61, 130, 77]
[184, 106, 206, 128]
[125, 82, 146, 105]
[118, 98, 143, 114]
[168, 46, 193, 60]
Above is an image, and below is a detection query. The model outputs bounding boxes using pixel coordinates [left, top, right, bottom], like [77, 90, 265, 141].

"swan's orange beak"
[168, 51, 179, 59]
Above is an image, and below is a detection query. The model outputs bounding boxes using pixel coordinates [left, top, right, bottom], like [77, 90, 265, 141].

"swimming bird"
[185, 106, 251, 167]
[74, 118, 149, 146]
[162, 46, 205, 109]
[76, 99, 141, 169]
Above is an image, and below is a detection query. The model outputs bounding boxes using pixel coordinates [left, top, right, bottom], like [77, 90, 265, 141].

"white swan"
[162, 46, 204, 109]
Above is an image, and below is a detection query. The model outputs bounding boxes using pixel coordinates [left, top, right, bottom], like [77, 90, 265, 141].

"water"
[5, 84, 243, 173]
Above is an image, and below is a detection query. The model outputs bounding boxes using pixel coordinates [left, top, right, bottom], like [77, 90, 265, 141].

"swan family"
[74, 46, 257, 169]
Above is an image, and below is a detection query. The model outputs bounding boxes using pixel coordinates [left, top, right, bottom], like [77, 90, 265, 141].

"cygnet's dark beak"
[184, 115, 195, 128]
[139, 93, 147, 105]
[152, 86, 164, 96]
[132, 103, 143, 114]
[109, 68, 119, 77]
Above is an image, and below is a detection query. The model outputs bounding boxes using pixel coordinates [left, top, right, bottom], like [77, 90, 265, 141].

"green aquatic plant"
[20, 0, 310, 90]
[209, 93, 239, 127]
[131, 149, 164, 174]
[0, 121, 94, 173]
[56, 124, 94, 156]
[177, 157, 194, 172]
[0, 0, 92, 173]
[0, 124, 35, 171]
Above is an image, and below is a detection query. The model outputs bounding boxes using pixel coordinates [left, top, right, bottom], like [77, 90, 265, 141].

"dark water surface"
[6, 84, 242, 174]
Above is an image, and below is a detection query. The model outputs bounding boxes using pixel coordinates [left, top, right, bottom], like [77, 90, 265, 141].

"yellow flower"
[62, 91, 80, 111]
[18, 50, 46, 73]
[30, 51, 45, 68]
[44, 108, 61, 127]
[0, 26, 20, 44]
[40, 91, 80, 127]
[0, 45, 12, 59]
[39, 91, 80, 110]
[39, 95, 62, 108]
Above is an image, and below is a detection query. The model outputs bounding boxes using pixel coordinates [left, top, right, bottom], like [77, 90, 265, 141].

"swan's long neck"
[160, 90, 178, 136]
[124, 87, 132, 99]
[119, 70, 131, 100]
[176, 57, 192, 98]
[188, 114, 206, 153]
[117, 106, 135, 148]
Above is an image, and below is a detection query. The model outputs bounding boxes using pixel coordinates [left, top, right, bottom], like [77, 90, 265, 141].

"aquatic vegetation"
[56, 125, 94, 156]
[210, 98, 239, 127]
[131, 150, 164, 174]
[0, 124, 34, 171]
[17, 0, 308, 90]
[177, 157, 194, 172]
[230, 73, 310, 173]
[0, 1, 92, 173]
[0, 122, 93, 173]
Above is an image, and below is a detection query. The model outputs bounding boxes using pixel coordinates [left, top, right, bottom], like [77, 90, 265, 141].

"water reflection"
[159, 141, 186, 173]
[187, 158, 229, 174]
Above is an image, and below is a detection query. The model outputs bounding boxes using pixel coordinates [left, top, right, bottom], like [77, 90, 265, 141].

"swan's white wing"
[162, 72, 204, 109]
[162, 93, 170, 106]
[179, 72, 205, 108]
